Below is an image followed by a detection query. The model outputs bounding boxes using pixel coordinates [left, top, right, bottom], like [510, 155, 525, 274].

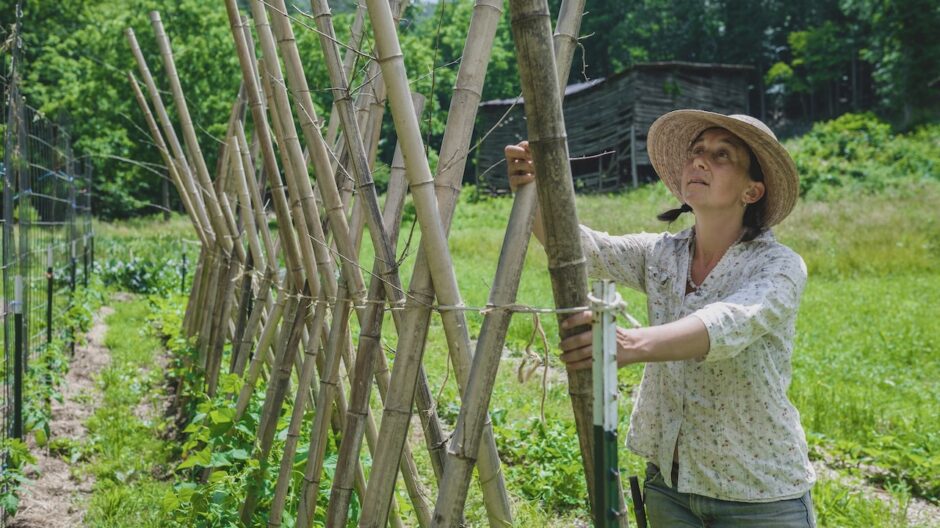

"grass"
[82, 297, 175, 527]
[393, 179, 940, 525]
[89, 178, 940, 527]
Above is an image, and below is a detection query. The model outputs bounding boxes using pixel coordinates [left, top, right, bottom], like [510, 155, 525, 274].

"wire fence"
[1, 3, 94, 522]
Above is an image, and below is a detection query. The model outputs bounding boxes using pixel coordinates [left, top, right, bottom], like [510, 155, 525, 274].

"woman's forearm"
[531, 196, 545, 245]
[617, 315, 710, 365]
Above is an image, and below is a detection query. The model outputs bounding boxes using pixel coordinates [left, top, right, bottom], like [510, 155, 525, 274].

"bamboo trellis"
[122, 0, 620, 525]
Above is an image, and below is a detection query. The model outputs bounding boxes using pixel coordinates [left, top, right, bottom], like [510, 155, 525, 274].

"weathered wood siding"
[472, 62, 752, 193]
[630, 65, 751, 169]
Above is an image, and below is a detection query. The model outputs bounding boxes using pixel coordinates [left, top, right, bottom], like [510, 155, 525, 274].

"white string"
[587, 291, 643, 328]
[227, 260, 646, 325]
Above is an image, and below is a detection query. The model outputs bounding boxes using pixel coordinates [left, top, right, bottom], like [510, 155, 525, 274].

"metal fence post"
[46, 245, 53, 344]
[180, 244, 188, 294]
[593, 280, 622, 528]
[13, 275, 24, 439]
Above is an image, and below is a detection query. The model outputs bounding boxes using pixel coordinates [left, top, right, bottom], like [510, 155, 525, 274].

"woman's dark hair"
[657, 141, 767, 242]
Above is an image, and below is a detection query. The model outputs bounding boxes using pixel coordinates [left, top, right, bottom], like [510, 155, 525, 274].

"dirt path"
[10, 305, 114, 528]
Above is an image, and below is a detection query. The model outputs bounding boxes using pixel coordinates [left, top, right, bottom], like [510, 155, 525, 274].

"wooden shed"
[472, 61, 754, 193]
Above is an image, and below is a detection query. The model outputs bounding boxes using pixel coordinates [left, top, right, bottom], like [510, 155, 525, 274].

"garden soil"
[9, 305, 114, 528]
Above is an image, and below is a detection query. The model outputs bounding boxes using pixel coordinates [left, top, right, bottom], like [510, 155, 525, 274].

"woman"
[506, 110, 816, 527]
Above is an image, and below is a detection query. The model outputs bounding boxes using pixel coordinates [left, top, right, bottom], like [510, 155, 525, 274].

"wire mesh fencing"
[1, 36, 94, 523]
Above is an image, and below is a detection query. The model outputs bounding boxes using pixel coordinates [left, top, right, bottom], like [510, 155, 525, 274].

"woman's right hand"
[505, 140, 534, 192]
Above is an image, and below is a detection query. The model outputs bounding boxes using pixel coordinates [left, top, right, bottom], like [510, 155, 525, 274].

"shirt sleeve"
[691, 250, 807, 362]
[579, 225, 659, 292]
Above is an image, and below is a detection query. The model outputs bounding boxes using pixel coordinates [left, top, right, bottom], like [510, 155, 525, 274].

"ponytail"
[657, 203, 692, 223]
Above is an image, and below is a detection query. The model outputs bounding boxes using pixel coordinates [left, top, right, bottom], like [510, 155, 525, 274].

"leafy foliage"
[787, 113, 940, 199]
[496, 417, 588, 512]
[5, 0, 936, 219]
[147, 294, 355, 527]
[94, 214, 197, 294]
[0, 439, 36, 515]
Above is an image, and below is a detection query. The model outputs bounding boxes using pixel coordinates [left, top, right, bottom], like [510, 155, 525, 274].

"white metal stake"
[592, 280, 621, 527]
[14, 275, 23, 314]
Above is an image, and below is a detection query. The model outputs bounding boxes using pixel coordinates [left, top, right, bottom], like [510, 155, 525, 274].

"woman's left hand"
[559, 311, 711, 369]
[559, 311, 651, 370]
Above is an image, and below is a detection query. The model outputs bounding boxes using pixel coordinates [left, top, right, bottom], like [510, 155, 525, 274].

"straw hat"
[647, 110, 799, 227]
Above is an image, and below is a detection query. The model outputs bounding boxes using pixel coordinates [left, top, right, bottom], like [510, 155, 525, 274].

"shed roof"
[479, 61, 755, 107]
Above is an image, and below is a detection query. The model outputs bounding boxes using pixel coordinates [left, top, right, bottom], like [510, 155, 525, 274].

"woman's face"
[680, 127, 764, 214]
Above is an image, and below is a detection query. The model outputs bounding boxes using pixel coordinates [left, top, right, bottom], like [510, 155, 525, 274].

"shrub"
[787, 113, 940, 200]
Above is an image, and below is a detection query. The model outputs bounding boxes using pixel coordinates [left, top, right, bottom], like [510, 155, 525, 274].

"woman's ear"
[743, 181, 765, 204]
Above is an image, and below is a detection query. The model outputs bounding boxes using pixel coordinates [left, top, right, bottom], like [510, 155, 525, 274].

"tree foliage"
[2, 0, 936, 218]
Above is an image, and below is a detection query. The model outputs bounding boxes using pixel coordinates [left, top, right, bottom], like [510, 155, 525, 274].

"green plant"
[83, 298, 176, 527]
[787, 113, 940, 200]
[496, 417, 588, 513]
[0, 438, 36, 515]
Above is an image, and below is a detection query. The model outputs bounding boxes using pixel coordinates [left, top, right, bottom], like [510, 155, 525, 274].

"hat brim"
[647, 110, 799, 227]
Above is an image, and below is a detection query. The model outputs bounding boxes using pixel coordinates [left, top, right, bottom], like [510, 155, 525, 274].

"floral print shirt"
[580, 225, 816, 502]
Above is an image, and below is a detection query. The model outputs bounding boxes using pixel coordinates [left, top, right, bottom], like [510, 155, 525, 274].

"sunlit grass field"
[94, 179, 940, 526]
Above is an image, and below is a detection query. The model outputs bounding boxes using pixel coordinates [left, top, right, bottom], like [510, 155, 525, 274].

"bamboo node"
[546, 255, 586, 271]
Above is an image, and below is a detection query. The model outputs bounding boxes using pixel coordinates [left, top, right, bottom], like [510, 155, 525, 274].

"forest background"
[1, 0, 938, 218]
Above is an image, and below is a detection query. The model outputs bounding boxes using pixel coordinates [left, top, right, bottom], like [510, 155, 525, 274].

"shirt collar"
[673, 227, 775, 244]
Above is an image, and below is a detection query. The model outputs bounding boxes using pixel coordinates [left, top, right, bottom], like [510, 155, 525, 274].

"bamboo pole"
[197, 252, 223, 368]
[303, 0, 403, 304]
[325, 2, 367, 147]
[257, 0, 359, 302]
[183, 247, 209, 336]
[267, 284, 349, 527]
[223, 0, 305, 292]
[133, 18, 246, 385]
[262, 7, 438, 489]
[236, 13, 352, 510]
[192, 250, 216, 340]
[125, 69, 214, 348]
[431, 2, 587, 523]
[260, 12, 435, 510]
[207, 139, 246, 393]
[508, 0, 598, 514]
[126, 71, 208, 246]
[332, 57, 385, 211]
[234, 287, 287, 422]
[237, 124, 278, 266]
[257, 56, 322, 296]
[243, 3, 422, 521]
[240, 288, 323, 525]
[231, 123, 280, 377]
[229, 253, 254, 373]
[293, 105, 434, 528]
[214, 82, 247, 196]
[218, 6, 310, 425]
[205, 252, 242, 395]
[149, 12, 241, 263]
[351, 0, 517, 523]
[124, 28, 213, 245]
[232, 270, 274, 376]
[230, 136, 269, 374]
[248, 2, 334, 301]
[239, 284, 315, 525]
[357, 1, 516, 526]
[294, 2, 463, 525]
[292, 97, 427, 528]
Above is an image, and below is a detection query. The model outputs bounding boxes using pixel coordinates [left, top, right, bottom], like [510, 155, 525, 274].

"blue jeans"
[643, 463, 816, 528]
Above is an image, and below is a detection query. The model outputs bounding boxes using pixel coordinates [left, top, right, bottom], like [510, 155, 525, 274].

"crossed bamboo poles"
[124, 0, 606, 526]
